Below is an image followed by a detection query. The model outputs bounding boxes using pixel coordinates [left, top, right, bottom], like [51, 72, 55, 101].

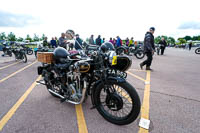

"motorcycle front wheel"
[94, 80, 141, 125]
[195, 48, 200, 54]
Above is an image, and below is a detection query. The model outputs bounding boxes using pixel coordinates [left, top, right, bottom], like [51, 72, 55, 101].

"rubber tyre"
[94, 80, 141, 125]
[22, 54, 27, 63]
[195, 48, 200, 54]
[27, 50, 33, 55]
[135, 50, 145, 59]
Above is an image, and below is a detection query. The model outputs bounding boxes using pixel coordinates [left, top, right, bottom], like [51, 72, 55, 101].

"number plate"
[112, 56, 117, 65]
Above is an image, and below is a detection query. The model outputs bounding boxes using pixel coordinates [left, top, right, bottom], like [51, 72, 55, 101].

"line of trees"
[155, 35, 200, 45]
[0, 32, 46, 42]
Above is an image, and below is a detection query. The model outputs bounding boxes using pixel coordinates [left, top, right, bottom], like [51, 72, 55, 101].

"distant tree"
[7, 32, 16, 41]
[154, 36, 162, 44]
[192, 36, 198, 41]
[33, 34, 40, 42]
[183, 36, 192, 41]
[167, 37, 175, 44]
[198, 35, 200, 41]
[17, 37, 24, 42]
[178, 38, 186, 44]
[0, 32, 7, 40]
[25, 34, 33, 42]
[40, 34, 46, 41]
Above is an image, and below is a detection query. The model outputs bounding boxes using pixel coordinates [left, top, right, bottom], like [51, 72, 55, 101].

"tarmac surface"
[0, 48, 199, 133]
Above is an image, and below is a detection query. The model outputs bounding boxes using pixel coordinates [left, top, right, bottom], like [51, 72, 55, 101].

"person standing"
[50, 37, 57, 48]
[75, 34, 83, 50]
[55, 37, 59, 47]
[43, 37, 49, 48]
[116, 36, 122, 47]
[140, 27, 155, 70]
[125, 37, 129, 46]
[159, 37, 167, 55]
[96, 35, 102, 46]
[129, 37, 134, 47]
[59, 33, 67, 48]
[89, 35, 95, 45]
[189, 42, 192, 51]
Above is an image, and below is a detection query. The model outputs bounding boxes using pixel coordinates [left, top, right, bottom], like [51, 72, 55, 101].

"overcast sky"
[0, 0, 200, 40]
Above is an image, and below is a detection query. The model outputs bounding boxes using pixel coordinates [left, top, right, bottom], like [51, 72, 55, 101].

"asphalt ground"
[0, 48, 199, 133]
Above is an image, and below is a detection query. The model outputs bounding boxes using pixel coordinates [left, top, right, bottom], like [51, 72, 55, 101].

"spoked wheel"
[22, 54, 27, 63]
[195, 48, 200, 54]
[94, 80, 141, 125]
[135, 50, 145, 59]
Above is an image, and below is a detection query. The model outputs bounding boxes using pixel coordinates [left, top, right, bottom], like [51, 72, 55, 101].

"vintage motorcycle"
[12, 45, 27, 63]
[116, 45, 145, 59]
[37, 42, 141, 125]
[195, 47, 200, 54]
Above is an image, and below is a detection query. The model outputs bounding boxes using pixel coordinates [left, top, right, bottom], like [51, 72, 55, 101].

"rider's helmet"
[100, 42, 115, 53]
[66, 29, 75, 40]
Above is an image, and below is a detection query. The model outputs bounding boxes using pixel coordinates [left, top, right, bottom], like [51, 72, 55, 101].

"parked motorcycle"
[37, 42, 141, 125]
[116, 45, 145, 59]
[21, 45, 33, 55]
[1, 42, 12, 57]
[12, 45, 27, 63]
[195, 47, 200, 54]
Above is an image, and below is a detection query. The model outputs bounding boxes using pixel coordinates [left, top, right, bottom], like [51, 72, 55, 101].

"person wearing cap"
[140, 27, 155, 70]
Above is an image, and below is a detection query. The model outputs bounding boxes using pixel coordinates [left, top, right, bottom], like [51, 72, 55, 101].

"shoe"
[140, 63, 143, 70]
[146, 67, 153, 71]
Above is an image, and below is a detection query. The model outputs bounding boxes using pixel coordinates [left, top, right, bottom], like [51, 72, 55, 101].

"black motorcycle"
[1, 42, 12, 57]
[116, 45, 145, 59]
[12, 46, 27, 63]
[195, 47, 200, 54]
[37, 43, 141, 125]
[21, 45, 33, 55]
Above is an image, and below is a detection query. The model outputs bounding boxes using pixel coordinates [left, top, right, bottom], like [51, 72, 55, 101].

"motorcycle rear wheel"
[94, 80, 141, 125]
[27, 50, 33, 55]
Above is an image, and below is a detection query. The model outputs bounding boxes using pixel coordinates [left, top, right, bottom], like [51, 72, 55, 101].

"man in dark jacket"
[96, 35, 102, 46]
[159, 37, 167, 55]
[140, 27, 155, 70]
[75, 34, 83, 50]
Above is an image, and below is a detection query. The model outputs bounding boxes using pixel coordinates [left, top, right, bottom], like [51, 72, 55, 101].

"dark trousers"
[161, 47, 165, 55]
[189, 45, 192, 51]
[141, 52, 153, 67]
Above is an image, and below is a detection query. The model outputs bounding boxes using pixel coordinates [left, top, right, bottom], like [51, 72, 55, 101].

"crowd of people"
[88, 35, 136, 48]
[41, 31, 139, 51]
[40, 27, 158, 71]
